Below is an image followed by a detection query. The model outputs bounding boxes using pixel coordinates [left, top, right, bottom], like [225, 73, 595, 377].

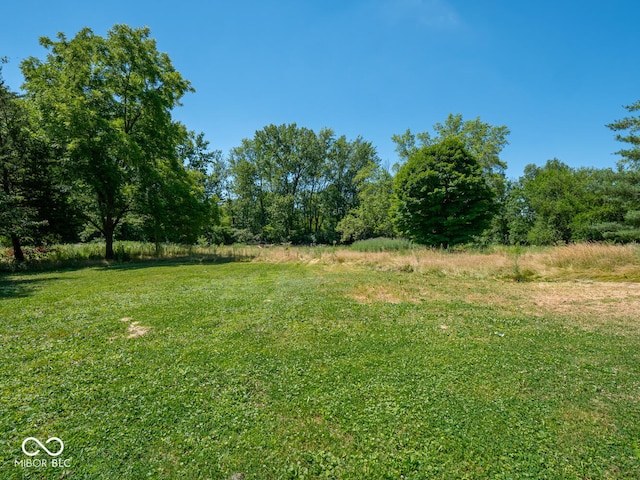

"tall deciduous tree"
[323, 136, 380, 238]
[1, 60, 81, 260]
[21, 25, 193, 259]
[393, 138, 496, 247]
[228, 123, 380, 243]
[516, 160, 623, 245]
[519, 160, 584, 244]
[393, 114, 510, 243]
[392, 113, 509, 192]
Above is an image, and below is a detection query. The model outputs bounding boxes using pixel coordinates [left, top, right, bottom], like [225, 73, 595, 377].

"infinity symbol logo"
[21, 437, 64, 457]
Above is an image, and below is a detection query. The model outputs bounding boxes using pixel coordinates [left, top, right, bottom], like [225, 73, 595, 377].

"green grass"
[1, 259, 640, 478]
[350, 237, 415, 253]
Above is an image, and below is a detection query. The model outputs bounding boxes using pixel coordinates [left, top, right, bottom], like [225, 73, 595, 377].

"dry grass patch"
[344, 273, 640, 335]
[127, 321, 151, 338]
[524, 281, 640, 333]
[541, 243, 640, 280]
[113, 317, 152, 339]
[348, 285, 405, 304]
[252, 246, 516, 278]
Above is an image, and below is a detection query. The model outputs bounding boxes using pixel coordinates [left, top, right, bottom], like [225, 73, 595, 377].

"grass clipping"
[117, 317, 151, 339]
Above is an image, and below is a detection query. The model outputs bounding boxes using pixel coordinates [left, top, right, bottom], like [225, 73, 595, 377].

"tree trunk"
[154, 220, 162, 257]
[105, 233, 114, 260]
[103, 218, 115, 260]
[11, 233, 25, 263]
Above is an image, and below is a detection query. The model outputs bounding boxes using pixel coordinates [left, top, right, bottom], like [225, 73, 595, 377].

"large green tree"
[392, 113, 509, 192]
[1, 61, 81, 261]
[313, 134, 379, 240]
[591, 169, 640, 243]
[393, 138, 496, 247]
[130, 128, 219, 252]
[602, 102, 640, 241]
[21, 25, 194, 259]
[513, 160, 622, 245]
[393, 114, 510, 243]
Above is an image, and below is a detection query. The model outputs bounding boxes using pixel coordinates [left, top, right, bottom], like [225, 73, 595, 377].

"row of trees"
[504, 159, 640, 245]
[226, 124, 381, 244]
[2, 25, 640, 261]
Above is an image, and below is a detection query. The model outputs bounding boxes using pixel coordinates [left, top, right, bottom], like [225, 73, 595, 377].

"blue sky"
[2, 0, 639, 177]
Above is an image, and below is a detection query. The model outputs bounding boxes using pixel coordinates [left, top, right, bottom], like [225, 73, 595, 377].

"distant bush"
[350, 237, 414, 252]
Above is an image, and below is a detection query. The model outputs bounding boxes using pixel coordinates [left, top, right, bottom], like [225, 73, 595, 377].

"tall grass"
[546, 242, 640, 269]
[0, 242, 256, 272]
[2, 241, 639, 281]
[248, 242, 640, 281]
[350, 237, 414, 252]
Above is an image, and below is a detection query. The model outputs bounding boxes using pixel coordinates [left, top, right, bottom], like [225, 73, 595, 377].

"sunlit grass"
[1, 251, 640, 478]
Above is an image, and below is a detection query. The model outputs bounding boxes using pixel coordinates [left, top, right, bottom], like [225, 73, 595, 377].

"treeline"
[1, 25, 640, 261]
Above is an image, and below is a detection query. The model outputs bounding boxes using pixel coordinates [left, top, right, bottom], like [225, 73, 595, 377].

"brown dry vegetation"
[246, 242, 640, 280]
[246, 243, 640, 335]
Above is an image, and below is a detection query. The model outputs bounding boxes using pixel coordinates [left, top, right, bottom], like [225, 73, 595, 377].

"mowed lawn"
[1, 258, 640, 479]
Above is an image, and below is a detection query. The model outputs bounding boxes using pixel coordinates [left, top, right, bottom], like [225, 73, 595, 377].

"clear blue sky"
[2, 0, 639, 178]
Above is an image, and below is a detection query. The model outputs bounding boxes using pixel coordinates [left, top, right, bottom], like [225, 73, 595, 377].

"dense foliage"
[1, 25, 640, 260]
[227, 123, 380, 244]
[393, 138, 496, 247]
[21, 25, 197, 259]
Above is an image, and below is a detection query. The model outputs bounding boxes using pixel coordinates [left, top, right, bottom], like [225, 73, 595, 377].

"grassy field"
[1, 244, 640, 478]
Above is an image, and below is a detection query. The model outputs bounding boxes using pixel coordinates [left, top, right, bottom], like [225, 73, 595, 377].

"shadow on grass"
[0, 275, 64, 300]
[0, 252, 257, 278]
[0, 254, 253, 299]
[96, 253, 254, 271]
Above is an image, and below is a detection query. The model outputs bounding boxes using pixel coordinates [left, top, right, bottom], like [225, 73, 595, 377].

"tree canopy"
[392, 113, 510, 192]
[228, 123, 379, 243]
[393, 138, 497, 247]
[21, 25, 194, 259]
